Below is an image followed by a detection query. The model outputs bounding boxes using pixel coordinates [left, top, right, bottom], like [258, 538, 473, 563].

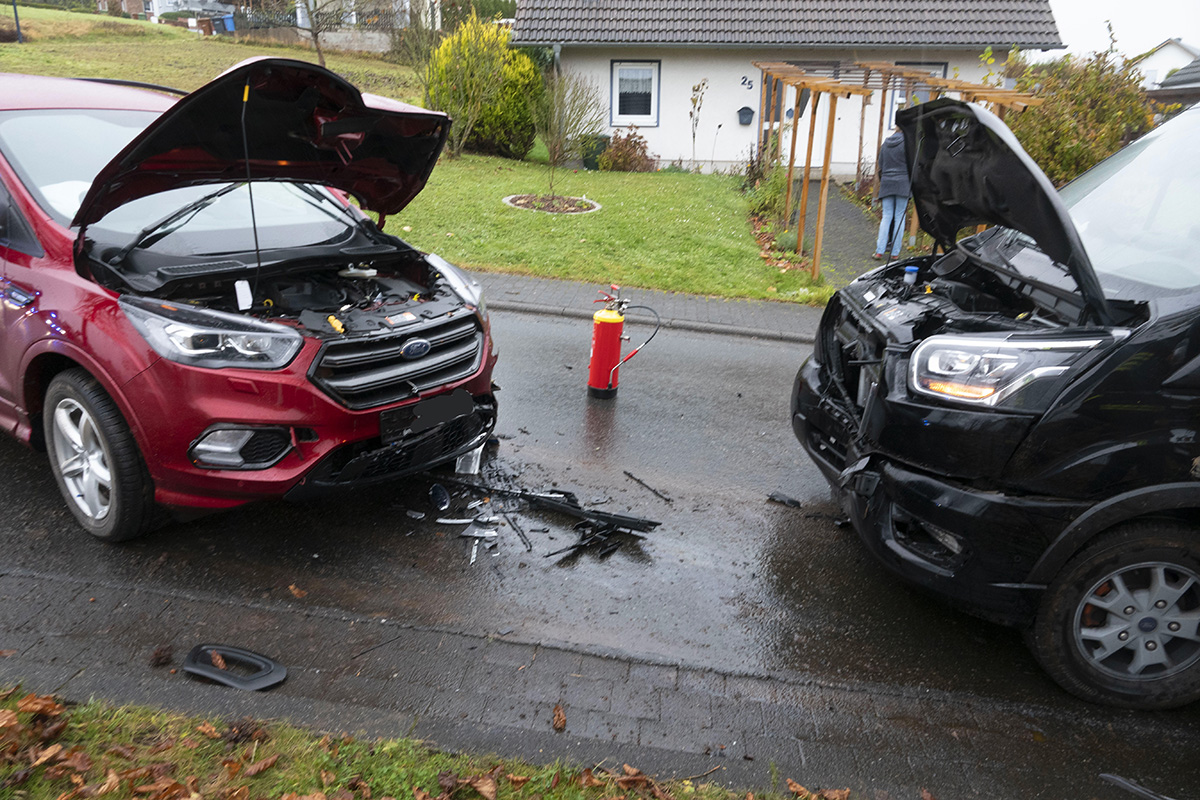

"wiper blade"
[109, 182, 242, 266]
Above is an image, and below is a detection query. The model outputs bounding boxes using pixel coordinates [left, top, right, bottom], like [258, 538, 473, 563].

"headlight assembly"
[120, 295, 303, 370]
[910, 334, 1105, 410]
[427, 253, 486, 319]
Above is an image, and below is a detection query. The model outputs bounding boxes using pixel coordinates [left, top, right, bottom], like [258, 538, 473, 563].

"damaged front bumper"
[793, 356, 1086, 626]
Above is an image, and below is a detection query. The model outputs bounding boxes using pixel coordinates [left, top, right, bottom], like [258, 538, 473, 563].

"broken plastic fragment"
[406, 509, 426, 520]
[456, 444, 484, 475]
[437, 517, 474, 524]
[767, 492, 803, 508]
[429, 483, 451, 511]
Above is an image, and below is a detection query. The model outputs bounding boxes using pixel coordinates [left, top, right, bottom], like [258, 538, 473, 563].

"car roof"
[0, 73, 176, 113]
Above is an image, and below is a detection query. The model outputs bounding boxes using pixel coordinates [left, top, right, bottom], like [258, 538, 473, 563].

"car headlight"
[120, 295, 303, 370]
[427, 253, 487, 318]
[910, 334, 1105, 410]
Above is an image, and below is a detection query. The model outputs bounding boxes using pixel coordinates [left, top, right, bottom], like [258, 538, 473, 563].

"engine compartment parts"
[181, 644, 287, 691]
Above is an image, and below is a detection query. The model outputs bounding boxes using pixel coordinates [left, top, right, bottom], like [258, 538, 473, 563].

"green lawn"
[0, 6, 421, 100]
[0, 6, 825, 303]
[393, 157, 823, 301]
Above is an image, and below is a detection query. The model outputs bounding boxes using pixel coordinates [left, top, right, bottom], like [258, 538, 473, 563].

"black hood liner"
[896, 98, 1112, 325]
[73, 58, 450, 230]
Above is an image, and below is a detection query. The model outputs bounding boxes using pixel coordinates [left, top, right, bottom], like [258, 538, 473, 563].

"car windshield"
[0, 108, 356, 255]
[1057, 107, 1200, 292]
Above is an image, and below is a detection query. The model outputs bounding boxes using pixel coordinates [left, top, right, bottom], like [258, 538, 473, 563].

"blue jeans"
[876, 195, 907, 257]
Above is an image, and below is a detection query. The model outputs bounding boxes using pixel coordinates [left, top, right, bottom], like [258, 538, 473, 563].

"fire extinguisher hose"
[608, 304, 661, 388]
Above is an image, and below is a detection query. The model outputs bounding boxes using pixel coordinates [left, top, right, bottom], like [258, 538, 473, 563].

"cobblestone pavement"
[3, 566, 1195, 799]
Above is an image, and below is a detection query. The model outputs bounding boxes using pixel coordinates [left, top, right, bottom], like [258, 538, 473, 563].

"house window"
[886, 62, 948, 128]
[611, 61, 659, 127]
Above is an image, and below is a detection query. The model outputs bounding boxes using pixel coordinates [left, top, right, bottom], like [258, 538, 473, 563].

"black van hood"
[896, 98, 1113, 325]
[72, 58, 449, 232]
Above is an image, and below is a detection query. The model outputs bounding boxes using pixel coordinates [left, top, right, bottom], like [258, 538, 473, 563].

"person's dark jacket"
[877, 131, 910, 198]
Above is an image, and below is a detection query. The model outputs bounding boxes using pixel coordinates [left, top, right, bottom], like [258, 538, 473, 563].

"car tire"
[1030, 521, 1200, 709]
[43, 368, 159, 542]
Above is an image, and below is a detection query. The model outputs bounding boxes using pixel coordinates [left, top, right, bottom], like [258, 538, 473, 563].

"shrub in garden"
[1003, 40, 1154, 186]
[466, 49, 543, 159]
[597, 128, 655, 172]
[425, 11, 510, 157]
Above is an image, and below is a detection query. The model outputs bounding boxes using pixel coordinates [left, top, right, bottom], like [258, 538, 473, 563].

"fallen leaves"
[289, 583, 309, 599]
[17, 693, 65, 716]
[506, 774, 530, 789]
[196, 722, 222, 740]
[149, 645, 173, 668]
[210, 650, 228, 670]
[0, 649, 15, 658]
[551, 704, 566, 732]
[786, 781, 850, 800]
[244, 752, 279, 777]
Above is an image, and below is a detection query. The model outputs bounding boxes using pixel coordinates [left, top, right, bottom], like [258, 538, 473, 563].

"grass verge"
[0, 687, 850, 800]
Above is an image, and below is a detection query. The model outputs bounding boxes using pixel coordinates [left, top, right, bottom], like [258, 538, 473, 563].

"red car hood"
[72, 57, 449, 231]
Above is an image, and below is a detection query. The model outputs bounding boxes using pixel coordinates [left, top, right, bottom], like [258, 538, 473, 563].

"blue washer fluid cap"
[903, 265, 919, 285]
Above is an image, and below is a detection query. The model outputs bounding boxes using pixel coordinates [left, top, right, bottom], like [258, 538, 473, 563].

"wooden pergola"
[753, 61, 1043, 279]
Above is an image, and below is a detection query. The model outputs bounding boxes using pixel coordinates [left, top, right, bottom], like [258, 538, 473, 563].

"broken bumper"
[793, 357, 1085, 626]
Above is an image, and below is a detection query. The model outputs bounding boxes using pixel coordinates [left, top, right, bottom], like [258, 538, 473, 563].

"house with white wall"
[512, 0, 1063, 175]
[1130, 38, 1200, 90]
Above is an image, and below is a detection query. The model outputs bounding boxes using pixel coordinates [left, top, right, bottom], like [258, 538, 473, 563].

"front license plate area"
[380, 389, 474, 445]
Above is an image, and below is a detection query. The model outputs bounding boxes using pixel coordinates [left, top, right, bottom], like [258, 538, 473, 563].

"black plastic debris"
[437, 476, 661, 533]
[767, 492, 803, 508]
[182, 644, 287, 691]
[624, 470, 673, 503]
[429, 483, 451, 511]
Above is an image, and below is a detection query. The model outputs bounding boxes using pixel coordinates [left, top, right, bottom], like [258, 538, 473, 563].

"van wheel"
[43, 369, 159, 542]
[1031, 522, 1200, 709]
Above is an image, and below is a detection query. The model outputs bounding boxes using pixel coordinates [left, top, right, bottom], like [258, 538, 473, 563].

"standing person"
[874, 127, 911, 260]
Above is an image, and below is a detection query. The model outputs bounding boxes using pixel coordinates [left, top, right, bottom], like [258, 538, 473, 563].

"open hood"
[72, 57, 449, 232]
[896, 98, 1113, 325]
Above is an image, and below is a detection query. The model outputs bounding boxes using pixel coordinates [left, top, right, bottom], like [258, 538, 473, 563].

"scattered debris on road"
[429, 483, 451, 511]
[181, 645, 287, 691]
[623, 470, 673, 503]
[552, 703, 566, 731]
[767, 492, 803, 508]
[1101, 774, 1178, 800]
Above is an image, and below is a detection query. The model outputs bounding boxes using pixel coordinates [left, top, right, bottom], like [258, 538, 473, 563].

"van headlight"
[120, 295, 303, 370]
[910, 335, 1104, 410]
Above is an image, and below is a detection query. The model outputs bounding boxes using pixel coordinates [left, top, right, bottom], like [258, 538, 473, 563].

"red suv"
[0, 58, 497, 541]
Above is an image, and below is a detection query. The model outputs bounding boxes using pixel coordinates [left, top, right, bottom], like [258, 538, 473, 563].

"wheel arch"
[1027, 484, 1200, 585]
[20, 342, 149, 456]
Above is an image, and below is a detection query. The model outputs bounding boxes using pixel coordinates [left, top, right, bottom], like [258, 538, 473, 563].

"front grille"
[310, 315, 484, 409]
[821, 295, 880, 424]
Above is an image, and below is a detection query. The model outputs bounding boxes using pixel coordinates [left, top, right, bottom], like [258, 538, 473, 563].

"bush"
[425, 11, 510, 157]
[465, 49, 542, 159]
[597, 128, 655, 172]
[1005, 43, 1154, 186]
[744, 167, 788, 220]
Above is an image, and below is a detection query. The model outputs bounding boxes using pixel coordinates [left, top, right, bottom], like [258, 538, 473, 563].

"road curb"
[489, 301, 816, 345]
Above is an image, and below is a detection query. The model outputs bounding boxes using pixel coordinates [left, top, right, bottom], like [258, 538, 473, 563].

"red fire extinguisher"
[588, 285, 660, 399]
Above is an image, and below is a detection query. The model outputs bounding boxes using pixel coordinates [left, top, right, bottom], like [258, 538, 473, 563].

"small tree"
[294, 0, 345, 68]
[1004, 31, 1154, 185]
[529, 69, 604, 196]
[425, 10, 510, 158]
[390, 0, 442, 99]
[689, 78, 708, 168]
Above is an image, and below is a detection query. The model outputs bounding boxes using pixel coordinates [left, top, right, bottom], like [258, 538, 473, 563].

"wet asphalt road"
[3, 310, 1199, 789]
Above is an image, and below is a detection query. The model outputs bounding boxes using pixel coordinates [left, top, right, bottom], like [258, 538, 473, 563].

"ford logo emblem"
[400, 338, 432, 360]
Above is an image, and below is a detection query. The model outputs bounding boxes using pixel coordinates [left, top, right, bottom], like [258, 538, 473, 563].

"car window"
[1058, 109, 1200, 291]
[0, 108, 358, 257]
[0, 179, 43, 258]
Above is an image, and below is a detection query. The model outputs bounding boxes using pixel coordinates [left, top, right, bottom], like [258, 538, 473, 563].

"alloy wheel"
[1074, 561, 1200, 680]
[52, 397, 113, 522]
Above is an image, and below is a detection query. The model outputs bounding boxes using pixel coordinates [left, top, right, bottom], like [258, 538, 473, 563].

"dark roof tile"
[514, 0, 1062, 47]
